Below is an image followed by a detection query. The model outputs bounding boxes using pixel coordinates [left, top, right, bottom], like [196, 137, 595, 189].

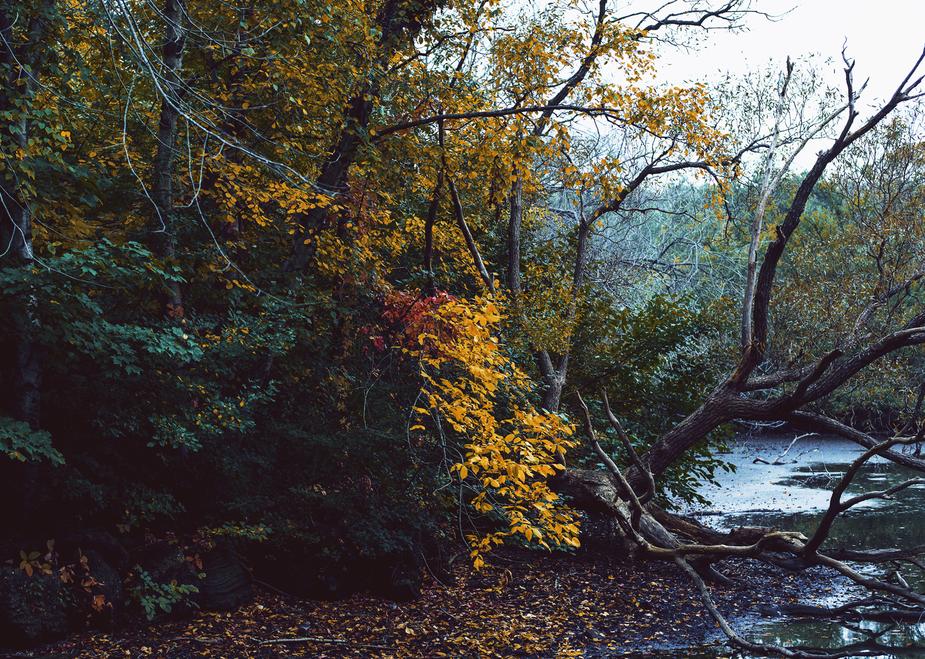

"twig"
[252, 578, 300, 599]
[260, 636, 391, 650]
[754, 432, 817, 465]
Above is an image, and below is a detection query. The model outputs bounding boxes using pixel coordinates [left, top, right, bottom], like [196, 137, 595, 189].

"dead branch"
[447, 174, 494, 294]
[789, 411, 925, 473]
[753, 432, 816, 465]
[260, 636, 391, 650]
[601, 389, 655, 503]
[570, 395, 925, 657]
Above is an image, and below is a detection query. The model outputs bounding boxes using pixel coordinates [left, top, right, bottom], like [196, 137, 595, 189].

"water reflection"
[685, 433, 925, 658]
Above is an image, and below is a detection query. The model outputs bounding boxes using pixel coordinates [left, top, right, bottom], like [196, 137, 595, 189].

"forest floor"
[6, 553, 840, 658]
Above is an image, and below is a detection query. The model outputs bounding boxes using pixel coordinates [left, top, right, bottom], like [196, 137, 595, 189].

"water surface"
[682, 433, 925, 658]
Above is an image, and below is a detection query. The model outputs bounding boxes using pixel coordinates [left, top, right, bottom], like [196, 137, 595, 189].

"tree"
[148, 0, 187, 316]
[628, 50, 925, 484]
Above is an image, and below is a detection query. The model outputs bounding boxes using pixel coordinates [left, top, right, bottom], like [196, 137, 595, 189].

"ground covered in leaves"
[6, 554, 837, 658]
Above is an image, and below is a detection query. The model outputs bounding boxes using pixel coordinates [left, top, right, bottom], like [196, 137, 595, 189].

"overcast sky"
[655, 0, 925, 105]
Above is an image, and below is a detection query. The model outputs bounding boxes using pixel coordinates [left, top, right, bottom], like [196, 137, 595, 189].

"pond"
[682, 432, 925, 658]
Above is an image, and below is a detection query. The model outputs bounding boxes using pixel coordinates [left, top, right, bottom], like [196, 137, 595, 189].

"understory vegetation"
[1, 0, 925, 655]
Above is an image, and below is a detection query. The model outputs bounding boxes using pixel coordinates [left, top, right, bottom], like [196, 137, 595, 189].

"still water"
[681, 433, 925, 658]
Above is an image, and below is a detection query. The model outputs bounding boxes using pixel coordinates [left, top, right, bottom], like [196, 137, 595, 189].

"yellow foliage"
[410, 296, 580, 567]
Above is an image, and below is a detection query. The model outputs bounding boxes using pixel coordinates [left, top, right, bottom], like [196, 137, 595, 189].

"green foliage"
[569, 293, 737, 505]
[234, 426, 448, 574]
[1, 230, 448, 588]
[0, 417, 63, 465]
[201, 523, 272, 542]
[130, 567, 200, 621]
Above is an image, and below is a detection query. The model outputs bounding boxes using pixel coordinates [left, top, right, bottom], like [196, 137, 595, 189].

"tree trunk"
[422, 170, 443, 293]
[150, 0, 186, 316]
[541, 360, 567, 412]
[286, 0, 439, 272]
[0, 0, 54, 428]
[541, 217, 591, 412]
[507, 175, 523, 295]
[741, 59, 792, 350]
[1, 135, 41, 429]
[0, 0, 56, 526]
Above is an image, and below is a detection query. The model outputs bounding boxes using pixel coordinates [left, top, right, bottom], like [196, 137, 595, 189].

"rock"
[302, 563, 352, 600]
[195, 541, 253, 611]
[256, 548, 421, 601]
[135, 542, 198, 589]
[381, 561, 422, 601]
[0, 566, 68, 647]
[367, 553, 422, 602]
[256, 552, 352, 600]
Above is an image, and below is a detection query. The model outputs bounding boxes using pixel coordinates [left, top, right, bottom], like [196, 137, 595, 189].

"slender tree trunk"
[286, 93, 371, 271]
[448, 175, 493, 293]
[213, 8, 255, 242]
[507, 175, 523, 295]
[150, 0, 186, 316]
[540, 216, 591, 412]
[741, 59, 792, 349]
[422, 170, 443, 294]
[0, 0, 55, 527]
[4, 134, 40, 429]
[0, 149, 38, 429]
[501, 0, 610, 408]
[0, 0, 54, 428]
[506, 170, 563, 406]
[1, 129, 41, 429]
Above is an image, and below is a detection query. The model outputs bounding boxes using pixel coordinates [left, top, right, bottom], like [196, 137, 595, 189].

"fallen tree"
[555, 47, 925, 657]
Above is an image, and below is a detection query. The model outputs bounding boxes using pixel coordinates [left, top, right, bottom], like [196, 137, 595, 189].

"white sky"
[655, 0, 925, 105]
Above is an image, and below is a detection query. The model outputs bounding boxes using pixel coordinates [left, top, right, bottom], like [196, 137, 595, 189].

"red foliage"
[363, 289, 455, 355]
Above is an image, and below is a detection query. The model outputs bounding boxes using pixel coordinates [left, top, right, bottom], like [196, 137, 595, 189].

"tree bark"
[626, 389, 734, 492]
[422, 170, 443, 294]
[150, 0, 187, 316]
[506, 175, 523, 296]
[742, 58, 792, 350]
[0, 0, 55, 528]
[448, 175, 493, 293]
